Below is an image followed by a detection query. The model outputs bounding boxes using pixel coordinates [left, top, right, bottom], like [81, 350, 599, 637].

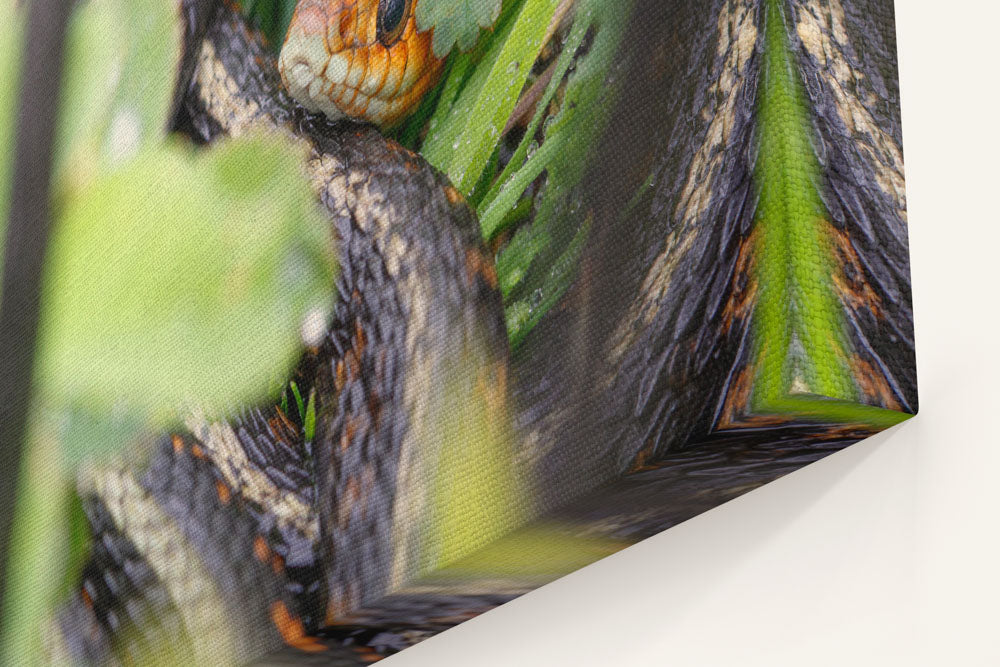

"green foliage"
[420, 0, 631, 347]
[31, 0, 334, 458]
[1, 0, 635, 655]
[421, 0, 561, 194]
[416, 0, 502, 58]
[756, 395, 914, 430]
[0, 2, 23, 277]
[489, 1, 631, 348]
[0, 432, 70, 665]
[244, 0, 298, 49]
[54, 0, 182, 188]
[35, 135, 333, 459]
[422, 343, 525, 574]
[1, 1, 333, 660]
[424, 523, 628, 581]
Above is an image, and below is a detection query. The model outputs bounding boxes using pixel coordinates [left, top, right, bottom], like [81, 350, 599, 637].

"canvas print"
[0, 0, 915, 663]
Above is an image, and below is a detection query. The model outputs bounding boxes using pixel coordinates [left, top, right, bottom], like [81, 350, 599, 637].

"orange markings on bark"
[324, 581, 358, 626]
[355, 647, 383, 662]
[353, 318, 367, 357]
[345, 349, 361, 380]
[214, 480, 232, 504]
[339, 476, 363, 529]
[254, 535, 271, 563]
[367, 392, 382, 431]
[81, 586, 93, 609]
[715, 364, 756, 430]
[190, 444, 208, 460]
[171, 434, 185, 454]
[270, 601, 327, 653]
[851, 356, 902, 411]
[721, 230, 759, 335]
[443, 185, 464, 205]
[628, 439, 659, 473]
[340, 415, 358, 453]
[272, 406, 300, 437]
[335, 359, 347, 392]
[465, 248, 499, 290]
[811, 422, 882, 440]
[831, 227, 883, 319]
[475, 360, 508, 414]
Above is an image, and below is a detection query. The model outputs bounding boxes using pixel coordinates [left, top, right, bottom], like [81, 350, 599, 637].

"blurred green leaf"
[0, 426, 72, 665]
[0, 1, 25, 278]
[421, 0, 561, 195]
[415, 0, 502, 58]
[54, 0, 182, 192]
[424, 523, 628, 581]
[3, 2, 336, 658]
[34, 133, 334, 458]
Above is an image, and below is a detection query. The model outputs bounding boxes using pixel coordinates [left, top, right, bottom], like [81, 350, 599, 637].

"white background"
[391, 1, 1000, 665]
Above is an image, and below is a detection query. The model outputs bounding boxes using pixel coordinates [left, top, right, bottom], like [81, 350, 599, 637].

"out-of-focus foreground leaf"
[34, 0, 334, 458]
[0, 1, 24, 277]
[1, 0, 334, 661]
[35, 135, 334, 459]
[54, 0, 182, 189]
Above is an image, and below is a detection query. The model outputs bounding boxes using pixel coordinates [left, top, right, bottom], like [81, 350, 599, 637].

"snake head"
[279, 0, 445, 128]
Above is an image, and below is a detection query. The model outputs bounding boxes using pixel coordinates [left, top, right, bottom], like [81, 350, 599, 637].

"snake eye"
[377, 0, 411, 47]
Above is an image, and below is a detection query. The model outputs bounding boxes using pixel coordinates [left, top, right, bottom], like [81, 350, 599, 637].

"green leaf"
[421, 0, 561, 194]
[487, 0, 633, 347]
[506, 213, 590, 348]
[0, 2, 25, 279]
[290, 381, 305, 422]
[477, 8, 592, 229]
[423, 523, 628, 582]
[0, 429, 72, 665]
[243, 0, 299, 49]
[303, 389, 317, 442]
[54, 0, 182, 192]
[415, 0, 502, 58]
[34, 134, 335, 457]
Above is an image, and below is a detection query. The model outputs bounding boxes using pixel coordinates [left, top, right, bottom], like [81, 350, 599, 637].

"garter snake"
[50, 0, 916, 664]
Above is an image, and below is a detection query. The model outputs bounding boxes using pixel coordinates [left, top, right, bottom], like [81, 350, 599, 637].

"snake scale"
[49, 0, 915, 664]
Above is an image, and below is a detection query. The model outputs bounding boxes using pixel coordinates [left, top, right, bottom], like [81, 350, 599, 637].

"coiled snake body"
[52, 0, 915, 663]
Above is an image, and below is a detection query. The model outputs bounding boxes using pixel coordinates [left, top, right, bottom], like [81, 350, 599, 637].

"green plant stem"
[0, 0, 73, 631]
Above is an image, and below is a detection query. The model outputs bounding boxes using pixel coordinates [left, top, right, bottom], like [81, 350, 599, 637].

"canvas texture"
[0, 0, 915, 663]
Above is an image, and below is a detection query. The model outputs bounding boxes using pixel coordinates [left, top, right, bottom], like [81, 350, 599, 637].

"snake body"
[51, 0, 915, 664]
